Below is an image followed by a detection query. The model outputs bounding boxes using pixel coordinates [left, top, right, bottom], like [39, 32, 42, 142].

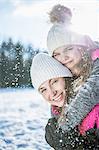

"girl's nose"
[61, 54, 69, 63]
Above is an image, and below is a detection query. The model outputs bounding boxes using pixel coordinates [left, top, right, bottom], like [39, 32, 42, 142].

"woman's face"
[53, 45, 82, 76]
[39, 77, 66, 107]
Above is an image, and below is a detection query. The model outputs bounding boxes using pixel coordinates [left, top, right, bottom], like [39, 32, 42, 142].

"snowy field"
[0, 88, 51, 150]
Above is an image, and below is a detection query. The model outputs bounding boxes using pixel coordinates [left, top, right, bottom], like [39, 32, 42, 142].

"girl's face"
[53, 45, 82, 76]
[39, 77, 66, 107]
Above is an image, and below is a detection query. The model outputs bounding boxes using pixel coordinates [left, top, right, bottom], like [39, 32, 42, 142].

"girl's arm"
[45, 117, 99, 149]
[61, 58, 99, 131]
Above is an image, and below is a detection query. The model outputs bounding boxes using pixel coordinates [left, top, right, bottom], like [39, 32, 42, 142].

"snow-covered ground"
[0, 88, 51, 150]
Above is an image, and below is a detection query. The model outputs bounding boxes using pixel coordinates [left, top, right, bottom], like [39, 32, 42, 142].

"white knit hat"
[30, 53, 72, 90]
[47, 23, 96, 56]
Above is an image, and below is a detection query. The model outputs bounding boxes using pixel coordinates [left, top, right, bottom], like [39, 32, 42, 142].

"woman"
[30, 53, 99, 149]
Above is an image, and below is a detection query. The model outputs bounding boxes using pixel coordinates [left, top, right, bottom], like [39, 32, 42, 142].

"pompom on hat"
[30, 53, 72, 90]
[49, 4, 72, 24]
[47, 23, 97, 56]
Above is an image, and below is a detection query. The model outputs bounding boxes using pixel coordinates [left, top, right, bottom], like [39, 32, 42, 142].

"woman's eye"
[52, 80, 58, 85]
[41, 89, 46, 94]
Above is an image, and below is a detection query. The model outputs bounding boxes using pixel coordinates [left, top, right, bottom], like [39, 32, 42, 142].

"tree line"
[0, 38, 47, 88]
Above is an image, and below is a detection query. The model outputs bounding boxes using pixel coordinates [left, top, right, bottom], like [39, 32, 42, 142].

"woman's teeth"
[53, 94, 62, 101]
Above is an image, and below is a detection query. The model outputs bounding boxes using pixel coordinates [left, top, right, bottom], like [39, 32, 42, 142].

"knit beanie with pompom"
[47, 23, 96, 56]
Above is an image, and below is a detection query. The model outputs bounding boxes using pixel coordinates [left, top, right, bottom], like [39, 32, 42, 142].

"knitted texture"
[47, 23, 96, 56]
[30, 53, 72, 90]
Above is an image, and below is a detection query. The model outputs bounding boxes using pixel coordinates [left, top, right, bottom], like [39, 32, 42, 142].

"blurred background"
[0, 0, 99, 149]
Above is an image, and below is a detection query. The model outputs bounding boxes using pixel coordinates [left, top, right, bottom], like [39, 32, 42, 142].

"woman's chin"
[57, 101, 64, 107]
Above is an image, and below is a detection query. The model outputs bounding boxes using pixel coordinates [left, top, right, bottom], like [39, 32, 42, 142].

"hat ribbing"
[47, 23, 96, 56]
[30, 53, 72, 90]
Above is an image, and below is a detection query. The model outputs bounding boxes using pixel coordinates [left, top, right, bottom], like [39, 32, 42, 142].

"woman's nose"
[49, 88, 57, 97]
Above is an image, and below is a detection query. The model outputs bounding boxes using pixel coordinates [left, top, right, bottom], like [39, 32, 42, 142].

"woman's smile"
[52, 92, 63, 102]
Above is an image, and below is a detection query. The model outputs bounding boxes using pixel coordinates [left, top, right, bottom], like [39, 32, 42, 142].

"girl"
[47, 4, 99, 132]
[30, 53, 99, 149]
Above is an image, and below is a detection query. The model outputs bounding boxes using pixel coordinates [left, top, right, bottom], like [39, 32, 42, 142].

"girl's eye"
[67, 47, 73, 50]
[64, 47, 73, 52]
[53, 53, 60, 57]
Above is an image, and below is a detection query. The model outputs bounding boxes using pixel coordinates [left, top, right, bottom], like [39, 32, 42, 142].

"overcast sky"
[0, 0, 99, 49]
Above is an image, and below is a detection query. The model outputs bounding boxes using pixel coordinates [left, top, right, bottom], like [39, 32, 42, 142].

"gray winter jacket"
[61, 58, 99, 131]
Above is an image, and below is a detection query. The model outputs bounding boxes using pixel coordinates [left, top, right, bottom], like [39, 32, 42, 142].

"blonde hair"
[49, 4, 72, 24]
[58, 46, 93, 127]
